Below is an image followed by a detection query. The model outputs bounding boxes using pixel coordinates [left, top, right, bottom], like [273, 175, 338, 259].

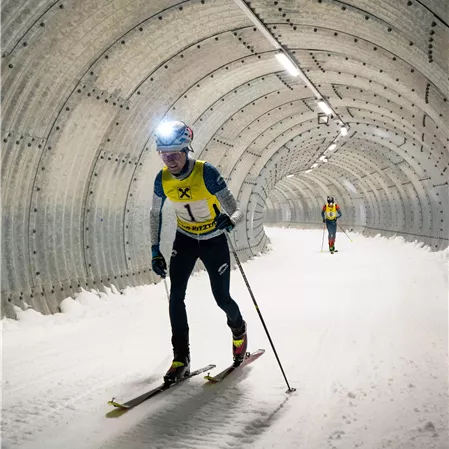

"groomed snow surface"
[2, 227, 448, 449]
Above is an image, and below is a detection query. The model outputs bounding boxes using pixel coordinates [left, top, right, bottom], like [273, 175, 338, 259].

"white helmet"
[154, 121, 193, 152]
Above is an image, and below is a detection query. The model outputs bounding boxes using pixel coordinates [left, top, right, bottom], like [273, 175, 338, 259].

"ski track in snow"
[2, 228, 448, 449]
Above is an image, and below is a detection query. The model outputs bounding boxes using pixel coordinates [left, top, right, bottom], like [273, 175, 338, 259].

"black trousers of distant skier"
[169, 231, 244, 358]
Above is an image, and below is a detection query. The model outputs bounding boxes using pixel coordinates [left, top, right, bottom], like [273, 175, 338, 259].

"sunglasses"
[159, 151, 184, 164]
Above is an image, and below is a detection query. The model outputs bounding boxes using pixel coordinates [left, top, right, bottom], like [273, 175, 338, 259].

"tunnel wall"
[2, 0, 448, 318]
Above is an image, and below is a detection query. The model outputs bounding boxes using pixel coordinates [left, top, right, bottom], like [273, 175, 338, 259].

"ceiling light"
[317, 101, 332, 115]
[312, 163, 318, 168]
[319, 155, 326, 161]
[287, 174, 294, 178]
[328, 143, 337, 151]
[340, 126, 348, 136]
[305, 169, 313, 173]
[275, 53, 300, 77]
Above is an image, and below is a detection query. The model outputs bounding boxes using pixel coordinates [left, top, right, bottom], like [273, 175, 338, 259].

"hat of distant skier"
[154, 121, 193, 153]
[327, 196, 334, 204]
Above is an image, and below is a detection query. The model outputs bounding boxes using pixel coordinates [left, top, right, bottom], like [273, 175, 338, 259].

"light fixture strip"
[233, 0, 352, 175]
[232, 0, 349, 129]
[317, 101, 333, 115]
[232, 0, 321, 99]
[275, 53, 299, 77]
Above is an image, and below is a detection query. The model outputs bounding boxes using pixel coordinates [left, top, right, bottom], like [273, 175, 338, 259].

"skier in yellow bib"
[321, 196, 342, 254]
[150, 121, 248, 383]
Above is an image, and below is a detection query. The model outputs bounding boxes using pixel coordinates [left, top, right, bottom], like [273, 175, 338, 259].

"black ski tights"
[168, 232, 244, 358]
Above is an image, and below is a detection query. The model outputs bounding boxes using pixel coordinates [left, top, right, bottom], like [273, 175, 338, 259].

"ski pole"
[163, 278, 170, 301]
[225, 234, 295, 393]
[338, 223, 353, 242]
[321, 223, 326, 252]
[214, 212, 295, 393]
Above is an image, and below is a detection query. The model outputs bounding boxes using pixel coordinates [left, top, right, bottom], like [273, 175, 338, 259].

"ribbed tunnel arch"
[1, 0, 448, 318]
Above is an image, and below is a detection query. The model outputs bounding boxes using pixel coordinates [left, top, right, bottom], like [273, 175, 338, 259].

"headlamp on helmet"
[154, 121, 193, 153]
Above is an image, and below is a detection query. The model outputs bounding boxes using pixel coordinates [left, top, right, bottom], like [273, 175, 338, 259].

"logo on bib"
[177, 187, 192, 200]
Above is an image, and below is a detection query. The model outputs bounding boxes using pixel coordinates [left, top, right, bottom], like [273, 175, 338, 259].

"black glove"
[215, 213, 235, 231]
[151, 248, 167, 278]
[323, 219, 326, 223]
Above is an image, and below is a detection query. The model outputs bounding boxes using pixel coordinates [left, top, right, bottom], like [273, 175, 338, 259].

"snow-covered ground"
[2, 228, 448, 449]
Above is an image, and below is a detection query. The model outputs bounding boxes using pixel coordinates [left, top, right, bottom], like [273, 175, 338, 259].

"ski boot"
[232, 321, 248, 367]
[163, 355, 190, 384]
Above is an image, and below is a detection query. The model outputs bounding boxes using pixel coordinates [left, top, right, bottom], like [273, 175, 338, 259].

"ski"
[204, 349, 265, 383]
[108, 363, 215, 411]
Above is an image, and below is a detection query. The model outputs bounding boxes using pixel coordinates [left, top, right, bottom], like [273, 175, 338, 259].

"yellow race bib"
[325, 204, 337, 220]
[162, 161, 221, 235]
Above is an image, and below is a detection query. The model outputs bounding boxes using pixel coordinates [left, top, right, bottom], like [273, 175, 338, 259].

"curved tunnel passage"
[1, 0, 448, 318]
